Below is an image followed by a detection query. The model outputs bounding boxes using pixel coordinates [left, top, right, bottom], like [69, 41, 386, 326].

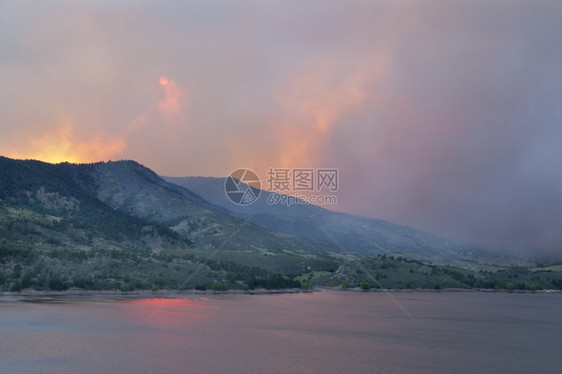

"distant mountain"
[165, 176, 518, 267]
[75, 160, 341, 262]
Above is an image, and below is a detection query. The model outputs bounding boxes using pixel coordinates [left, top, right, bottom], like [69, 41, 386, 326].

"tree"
[13, 264, 22, 278]
[21, 271, 32, 289]
[10, 280, 22, 292]
[49, 276, 68, 291]
[360, 281, 371, 291]
[211, 282, 229, 291]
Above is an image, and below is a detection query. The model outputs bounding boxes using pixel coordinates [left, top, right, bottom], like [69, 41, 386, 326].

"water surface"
[1, 291, 560, 373]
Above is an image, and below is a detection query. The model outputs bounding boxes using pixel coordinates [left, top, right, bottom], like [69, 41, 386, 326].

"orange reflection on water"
[120, 297, 212, 328]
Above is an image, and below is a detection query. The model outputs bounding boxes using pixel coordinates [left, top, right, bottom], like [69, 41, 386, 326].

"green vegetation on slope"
[326, 255, 562, 291]
[0, 157, 308, 291]
[0, 245, 302, 292]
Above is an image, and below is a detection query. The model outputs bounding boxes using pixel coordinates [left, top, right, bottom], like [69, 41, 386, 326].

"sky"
[1, 1, 561, 256]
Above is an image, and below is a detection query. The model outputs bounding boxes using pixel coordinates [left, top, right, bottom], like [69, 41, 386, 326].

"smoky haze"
[0, 1, 561, 257]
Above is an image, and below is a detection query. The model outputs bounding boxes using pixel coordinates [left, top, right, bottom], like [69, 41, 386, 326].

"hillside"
[2, 157, 559, 293]
[0, 157, 338, 292]
[165, 176, 518, 267]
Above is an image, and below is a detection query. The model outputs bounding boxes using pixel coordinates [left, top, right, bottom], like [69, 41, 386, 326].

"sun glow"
[6, 121, 126, 164]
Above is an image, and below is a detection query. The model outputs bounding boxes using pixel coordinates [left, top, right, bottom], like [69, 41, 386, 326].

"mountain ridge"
[165, 176, 516, 266]
[0, 156, 527, 267]
[0, 157, 341, 273]
[2, 156, 561, 293]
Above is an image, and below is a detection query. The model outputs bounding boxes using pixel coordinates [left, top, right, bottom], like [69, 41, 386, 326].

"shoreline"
[329, 287, 561, 294]
[0, 287, 310, 300]
[1, 286, 559, 300]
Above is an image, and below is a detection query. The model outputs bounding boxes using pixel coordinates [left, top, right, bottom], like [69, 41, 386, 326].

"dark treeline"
[336, 255, 562, 291]
[0, 245, 302, 292]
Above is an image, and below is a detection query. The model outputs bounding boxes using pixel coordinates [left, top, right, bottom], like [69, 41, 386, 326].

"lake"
[1, 290, 561, 373]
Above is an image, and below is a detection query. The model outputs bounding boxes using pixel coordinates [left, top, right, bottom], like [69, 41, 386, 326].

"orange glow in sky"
[158, 77, 182, 117]
[6, 122, 126, 164]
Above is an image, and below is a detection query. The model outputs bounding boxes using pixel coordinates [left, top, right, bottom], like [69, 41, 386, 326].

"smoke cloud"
[1, 1, 561, 255]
